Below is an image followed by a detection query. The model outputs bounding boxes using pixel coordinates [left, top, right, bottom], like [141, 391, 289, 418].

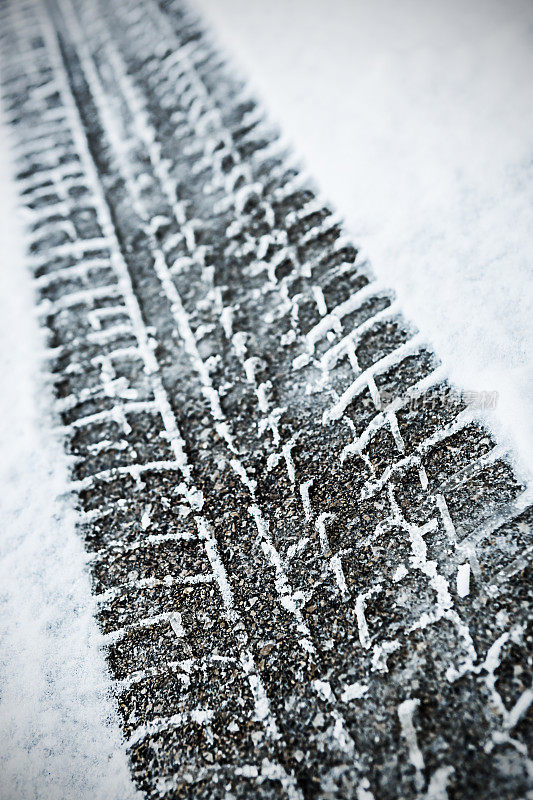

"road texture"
[1, 0, 531, 797]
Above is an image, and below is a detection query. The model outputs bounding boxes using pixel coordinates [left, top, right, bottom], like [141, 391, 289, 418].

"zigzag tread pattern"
[1, 0, 532, 798]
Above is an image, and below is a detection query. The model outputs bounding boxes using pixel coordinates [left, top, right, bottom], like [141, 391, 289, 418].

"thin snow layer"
[0, 113, 137, 799]
[195, 0, 533, 474]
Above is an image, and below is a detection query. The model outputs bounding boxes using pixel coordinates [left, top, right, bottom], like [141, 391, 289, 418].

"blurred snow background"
[0, 109, 137, 799]
[196, 0, 533, 474]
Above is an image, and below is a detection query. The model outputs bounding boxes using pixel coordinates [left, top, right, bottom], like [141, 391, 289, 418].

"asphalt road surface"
[1, 0, 531, 797]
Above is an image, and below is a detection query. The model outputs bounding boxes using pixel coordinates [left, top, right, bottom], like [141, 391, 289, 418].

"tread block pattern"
[1, 0, 531, 798]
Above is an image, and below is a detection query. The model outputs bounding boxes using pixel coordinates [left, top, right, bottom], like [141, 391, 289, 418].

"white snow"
[340, 682, 369, 703]
[0, 110, 137, 800]
[1, 3, 532, 790]
[397, 697, 425, 792]
[456, 563, 471, 598]
[195, 0, 533, 474]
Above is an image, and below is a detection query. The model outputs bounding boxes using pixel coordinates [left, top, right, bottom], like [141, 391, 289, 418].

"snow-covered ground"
[195, 0, 533, 475]
[0, 1, 531, 793]
[0, 111, 136, 800]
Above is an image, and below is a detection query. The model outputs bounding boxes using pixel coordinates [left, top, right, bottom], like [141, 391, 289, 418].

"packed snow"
[195, 0, 533, 476]
[0, 1, 531, 793]
[0, 110, 137, 800]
